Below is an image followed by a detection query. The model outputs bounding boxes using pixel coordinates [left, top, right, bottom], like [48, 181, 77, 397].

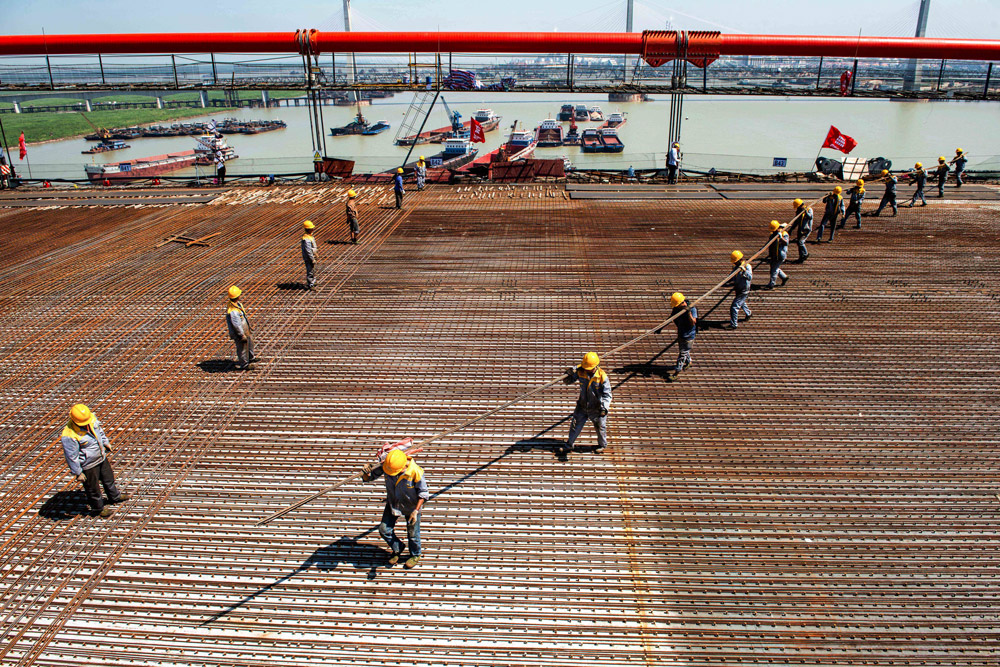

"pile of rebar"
[0, 183, 998, 666]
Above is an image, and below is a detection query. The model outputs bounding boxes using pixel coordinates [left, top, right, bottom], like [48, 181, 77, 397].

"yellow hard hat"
[383, 448, 408, 476]
[419, 156, 425, 161]
[397, 167, 404, 174]
[881, 169, 889, 176]
[581, 351, 600, 371]
[730, 250, 743, 263]
[70, 403, 96, 427]
[672, 142, 679, 147]
[956, 148, 963, 154]
[793, 198, 803, 208]
[856, 178, 864, 186]
[303, 220, 315, 230]
[938, 156, 946, 162]
[769, 220, 781, 231]
[915, 162, 922, 169]
[670, 292, 685, 308]
[228, 285, 242, 300]
[347, 189, 357, 198]
[833, 186, 842, 194]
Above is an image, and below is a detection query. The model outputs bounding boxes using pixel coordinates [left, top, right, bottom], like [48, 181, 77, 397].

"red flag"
[469, 118, 485, 144]
[822, 125, 857, 154]
[18, 132, 27, 160]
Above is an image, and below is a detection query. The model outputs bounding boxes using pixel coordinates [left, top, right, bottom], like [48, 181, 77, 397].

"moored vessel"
[535, 118, 563, 147]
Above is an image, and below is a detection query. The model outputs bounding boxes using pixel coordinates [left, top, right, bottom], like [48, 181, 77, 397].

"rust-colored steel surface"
[0, 183, 998, 666]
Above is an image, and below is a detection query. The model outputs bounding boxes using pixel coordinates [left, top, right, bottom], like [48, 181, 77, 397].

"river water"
[15, 92, 1000, 180]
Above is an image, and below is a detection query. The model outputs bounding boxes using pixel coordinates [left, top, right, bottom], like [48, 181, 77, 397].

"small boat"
[194, 134, 238, 163]
[330, 111, 370, 136]
[597, 128, 624, 152]
[601, 112, 627, 129]
[362, 120, 391, 135]
[500, 128, 537, 161]
[85, 151, 198, 182]
[412, 138, 480, 170]
[588, 106, 605, 122]
[472, 108, 502, 132]
[580, 128, 602, 152]
[574, 104, 590, 121]
[562, 120, 581, 146]
[82, 139, 130, 154]
[534, 118, 563, 148]
[557, 104, 575, 121]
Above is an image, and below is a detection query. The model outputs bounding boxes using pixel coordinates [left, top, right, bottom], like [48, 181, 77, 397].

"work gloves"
[562, 368, 577, 385]
[600, 408, 608, 417]
[76, 473, 86, 483]
[360, 462, 374, 482]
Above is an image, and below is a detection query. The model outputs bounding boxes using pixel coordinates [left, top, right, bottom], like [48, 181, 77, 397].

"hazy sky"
[4, 0, 999, 38]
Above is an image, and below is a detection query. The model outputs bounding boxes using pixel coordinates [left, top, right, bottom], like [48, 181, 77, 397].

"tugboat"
[362, 120, 391, 135]
[81, 139, 130, 154]
[535, 118, 563, 148]
[597, 128, 624, 152]
[588, 106, 605, 122]
[574, 104, 590, 121]
[557, 104, 575, 121]
[472, 108, 502, 132]
[330, 110, 370, 136]
[562, 119, 581, 146]
[580, 128, 602, 152]
[600, 112, 627, 129]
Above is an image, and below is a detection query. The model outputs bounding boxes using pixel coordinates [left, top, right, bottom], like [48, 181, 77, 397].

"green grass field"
[0, 90, 303, 145]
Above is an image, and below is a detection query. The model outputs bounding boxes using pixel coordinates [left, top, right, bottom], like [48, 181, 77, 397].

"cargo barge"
[535, 119, 563, 147]
[396, 108, 501, 146]
[85, 136, 236, 182]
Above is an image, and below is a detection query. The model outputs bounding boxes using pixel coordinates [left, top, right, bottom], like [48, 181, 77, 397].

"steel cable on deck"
[258, 192, 825, 525]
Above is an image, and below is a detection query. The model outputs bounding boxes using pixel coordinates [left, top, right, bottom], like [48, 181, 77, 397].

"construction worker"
[226, 285, 256, 370]
[393, 167, 405, 209]
[934, 156, 949, 197]
[841, 178, 865, 231]
[951, 148, 967, 187]
[301, 220, 317, 290]
[666, 292, 697, 381]
[561, 352, 612, 454]
[60, 404, 129, 517]
[725, 250, 752, 329]
[792, 198, 813, 261]
[346, 189, 360, 244]
[815, 185, 843, 243]
[870, 169, 898, 217]
[905, 162, 927, 207]
[666, 142, 681, 184]
[766, 220, 790, 287]
[361, 448, 429, 569]
[415, 156, 427, 191]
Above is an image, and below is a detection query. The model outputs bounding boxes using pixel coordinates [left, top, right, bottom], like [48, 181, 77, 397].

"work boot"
[114, 493, 130, 503]
[98, 507, 114, 518]
[665, 372, 680, 383]
[404, 555, 421, 569]
[744, 313, 752, 321]
[854, 224, 861, 229]
[781, 275, 788, 286]
[594, 444, 606, 454]
[387, 550, 403, 566]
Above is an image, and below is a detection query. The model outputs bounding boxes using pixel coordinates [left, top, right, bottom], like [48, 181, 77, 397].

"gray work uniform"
[394, 174, 404, 209]
[226, 305, 254, 368]
[61, 419, 122, 511]
[301, 233, 317, 289]
[794, 206, 813, 260]
[954, 155, 967, 186]
[346, 199, 360, 240]
[816, 193, 843, 240]
[909, 170, 927, 205]
[671, 304, 698, 373]
[842, 186, 865, 229]
[416, 163, 426, 190]
[767, 229, 789, 285]
[566, 366, 612, 450]
[935, 164, 949, 196]
[727, 261, 753, 327]
[365, 461, 430, 556]
[873, 176, 898, 216]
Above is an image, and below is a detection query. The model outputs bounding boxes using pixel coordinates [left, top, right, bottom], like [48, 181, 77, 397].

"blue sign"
[120, 163, 132, 172]
[772, 157, 787, 168]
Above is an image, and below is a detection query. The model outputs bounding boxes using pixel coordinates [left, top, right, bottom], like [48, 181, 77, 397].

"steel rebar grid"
[0, 184, 999, 665]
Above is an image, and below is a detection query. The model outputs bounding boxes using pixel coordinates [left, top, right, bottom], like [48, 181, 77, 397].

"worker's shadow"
[197, 359, 237, 373]
[276, 282, 309, 291]
[199, 528, 383, 627]
[38, 490, 92, 521]
[325, 239, 354, 245]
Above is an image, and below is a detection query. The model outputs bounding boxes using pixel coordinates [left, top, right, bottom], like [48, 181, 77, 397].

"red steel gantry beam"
[1, 31, 1000, 62]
